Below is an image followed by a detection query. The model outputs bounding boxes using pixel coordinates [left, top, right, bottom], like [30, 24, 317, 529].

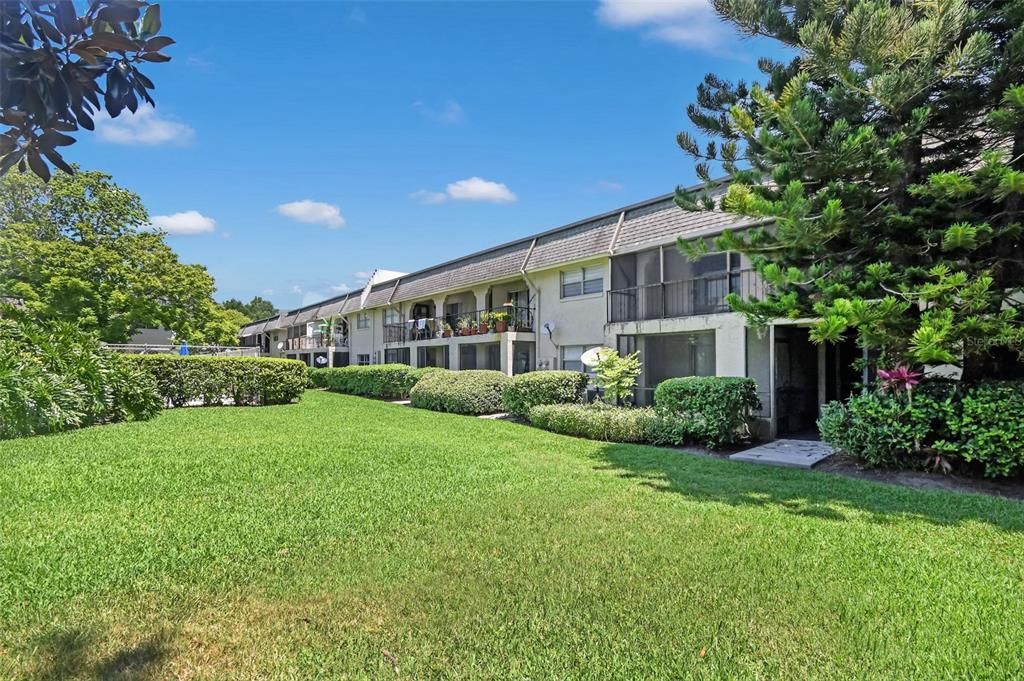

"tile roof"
[293, 306, 321, 325]
[612, 197, 755, 252]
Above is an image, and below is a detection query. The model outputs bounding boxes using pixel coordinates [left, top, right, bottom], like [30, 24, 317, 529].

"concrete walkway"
[729, 439, 834, 469]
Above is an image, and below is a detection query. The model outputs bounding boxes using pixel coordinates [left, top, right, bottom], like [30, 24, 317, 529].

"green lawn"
[2, 391, 1023, 679]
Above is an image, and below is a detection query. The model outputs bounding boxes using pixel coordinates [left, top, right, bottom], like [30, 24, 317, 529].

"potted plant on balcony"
[441, 321, 453, 338]
[491, 310, 510, 333]
[318, 316, 334, 347]
[478, 312, 491, 335]
[457, 316, 475, 336]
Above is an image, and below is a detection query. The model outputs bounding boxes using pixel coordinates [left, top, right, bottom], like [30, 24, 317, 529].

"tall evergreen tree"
[677, 0, 1024, 380]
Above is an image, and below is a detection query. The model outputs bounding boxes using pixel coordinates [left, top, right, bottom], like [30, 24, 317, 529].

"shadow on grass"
[31, 628, 169, 680]
[595, 443, 1024, 533]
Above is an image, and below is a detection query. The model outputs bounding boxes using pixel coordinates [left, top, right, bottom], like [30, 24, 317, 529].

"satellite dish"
[314, 356, 328, 366]
[277, 342, 284, 350]
[542, 321, 555, 337]
[581, 346, 614, 368]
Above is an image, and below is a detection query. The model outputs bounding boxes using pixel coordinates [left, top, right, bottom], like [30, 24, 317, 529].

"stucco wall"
[528, 257, 609, 370]
[347, 309, 379, 362]
[605, 312, 748, 378]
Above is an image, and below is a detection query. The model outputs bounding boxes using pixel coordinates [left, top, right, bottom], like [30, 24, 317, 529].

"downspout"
[520, 238, 541, 370]
[607, 210, 626, 254]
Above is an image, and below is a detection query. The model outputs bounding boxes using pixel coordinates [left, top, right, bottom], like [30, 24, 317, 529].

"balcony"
[607, 270, 764, 323]
[384, 306, 535, 344]
[284, 332, 348, 350]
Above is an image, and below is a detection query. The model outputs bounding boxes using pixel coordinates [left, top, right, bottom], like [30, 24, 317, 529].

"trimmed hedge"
[1, 318, 161, 439]
[309, 363, 438, 399]
[410, 369, 508, 415]
[528, 403, 656, 443]
[128, 355, 307, 407]
[958, 382, 1024, 477]
[654, 376, 761, 449]
[820, 380, 1024, 478]
[501, 370, 588, 417]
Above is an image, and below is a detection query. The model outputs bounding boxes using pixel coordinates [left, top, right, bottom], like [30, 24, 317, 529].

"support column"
[473, 287, 489, 315]
[501, 335, 513, 376]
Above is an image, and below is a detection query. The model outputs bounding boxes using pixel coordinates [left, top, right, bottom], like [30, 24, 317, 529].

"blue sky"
[78, 1, 779, 311]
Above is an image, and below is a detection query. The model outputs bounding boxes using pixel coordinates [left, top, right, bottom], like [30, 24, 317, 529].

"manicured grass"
[2, 390, 1024, 679]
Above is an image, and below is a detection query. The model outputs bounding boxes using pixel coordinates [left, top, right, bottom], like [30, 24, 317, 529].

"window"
[357, 353, 370, 366]
[384, 308, 402, 325]
[356, 313, 370, 329]
[560, 267, 603, 298]
[560, 345, 594, 372]
[384, 347, 410, 365]
[459, 344, 477, 370]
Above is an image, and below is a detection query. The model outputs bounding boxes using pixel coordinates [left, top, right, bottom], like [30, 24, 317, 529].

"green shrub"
[654, 376, 760, 449]
[647, 414, 694, 447]
[310, 363, 427, 399]
[0, 317, 161, 439]
[816, 401, 851, 452]
[953, 382, 1024, 477]
[527, 403, 656, 443]
[501, 371, 588, 417]
[409, 370, 508, 415]
[128, 355, 307, 407]
[818, 381, 960, 471]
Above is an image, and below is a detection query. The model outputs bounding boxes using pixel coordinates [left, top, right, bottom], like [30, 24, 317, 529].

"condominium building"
[240, 190, 860, 438]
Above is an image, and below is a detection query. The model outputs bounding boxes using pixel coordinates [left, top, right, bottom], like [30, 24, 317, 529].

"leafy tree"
[223, 295, 277, 321]
[677, 0, 1024, 380]
[1, 0, 174, 180]
[202, 305, 249, 346]
[0, 169, 235, 343]
[593, 347, 642, 405]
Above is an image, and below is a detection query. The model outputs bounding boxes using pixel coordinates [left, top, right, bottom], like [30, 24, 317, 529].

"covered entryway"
[773, 326, 818, 437]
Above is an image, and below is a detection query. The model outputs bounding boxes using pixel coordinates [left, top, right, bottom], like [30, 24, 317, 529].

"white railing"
[104, 344, 260, 356]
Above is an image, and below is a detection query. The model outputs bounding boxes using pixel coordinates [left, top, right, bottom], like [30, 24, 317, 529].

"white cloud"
[596, 0, 731, 52]
[150, 210, 215, 235]
[263, 288, 275, 295]
[291, 284, 303, 295]
[409, 189, 449, 205]
[276, 200, 345, 229]
[413, 99, 465, 124]
[446, 177, 517, 203]
[411, 177, 518, 205]
[354, 271, 371, 282]
[95, 105, 195, 146]
[330, 283, 352, 293]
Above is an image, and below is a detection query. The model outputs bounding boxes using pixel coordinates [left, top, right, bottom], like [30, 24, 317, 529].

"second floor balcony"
[285, 332, 348, 350]
[607, 270, 764, 323]
[384, 305, 535, 345]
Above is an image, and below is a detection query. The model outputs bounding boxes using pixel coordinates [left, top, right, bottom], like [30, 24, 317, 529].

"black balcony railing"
[383, 306, 535, 344]
[285, 332, 348, 350]
[607, 270, 764, 323]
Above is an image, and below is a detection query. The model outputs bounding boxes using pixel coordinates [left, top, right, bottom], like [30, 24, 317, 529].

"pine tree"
[677, 0, 1024, 380]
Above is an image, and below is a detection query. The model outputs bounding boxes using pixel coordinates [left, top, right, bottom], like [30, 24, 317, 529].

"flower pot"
[478, 323, 489, 334]
[495, 321, 508, 333]
[442, 330, 451, 338]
